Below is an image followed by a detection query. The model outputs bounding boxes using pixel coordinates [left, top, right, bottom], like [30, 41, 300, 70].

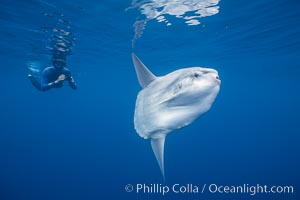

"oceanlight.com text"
[124, 183, 294, 196]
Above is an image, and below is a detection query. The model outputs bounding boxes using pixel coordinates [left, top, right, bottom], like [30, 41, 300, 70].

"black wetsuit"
[29, 66, 77, 91]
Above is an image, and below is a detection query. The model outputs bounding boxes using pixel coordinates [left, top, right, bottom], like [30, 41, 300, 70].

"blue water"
[0, 0, 299, 199]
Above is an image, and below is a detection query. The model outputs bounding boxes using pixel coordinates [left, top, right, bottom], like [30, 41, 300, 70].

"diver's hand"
[58, 74, 66, 81]
[54, 74, 66, 84]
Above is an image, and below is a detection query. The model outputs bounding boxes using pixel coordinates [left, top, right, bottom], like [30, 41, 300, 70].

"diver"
[28, 52, 77, 91]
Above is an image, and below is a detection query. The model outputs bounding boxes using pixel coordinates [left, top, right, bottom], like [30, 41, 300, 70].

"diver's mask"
[52, 58, 66, 68]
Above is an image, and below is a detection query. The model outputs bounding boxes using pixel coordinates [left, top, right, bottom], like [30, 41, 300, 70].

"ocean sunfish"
[132, 53, 221, 178]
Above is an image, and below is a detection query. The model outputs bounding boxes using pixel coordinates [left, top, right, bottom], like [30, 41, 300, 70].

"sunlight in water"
[130, 0, 221, 46]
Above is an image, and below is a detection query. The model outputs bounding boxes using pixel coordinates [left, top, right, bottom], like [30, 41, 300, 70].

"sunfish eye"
[193, 73, 200, 78]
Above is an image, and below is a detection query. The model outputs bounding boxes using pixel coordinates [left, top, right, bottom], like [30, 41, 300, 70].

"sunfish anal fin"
[132, 53, 157, 88]
[151, 137, 166, 180]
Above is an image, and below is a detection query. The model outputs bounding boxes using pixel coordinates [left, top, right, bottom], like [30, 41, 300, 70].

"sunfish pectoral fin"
[151, 136, 166, 179]
[132, 53, 157, 88]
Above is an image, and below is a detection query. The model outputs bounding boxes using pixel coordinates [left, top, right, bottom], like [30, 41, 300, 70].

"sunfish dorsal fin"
[132, 53, 157, 88]
[151, 137, 166, 180]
